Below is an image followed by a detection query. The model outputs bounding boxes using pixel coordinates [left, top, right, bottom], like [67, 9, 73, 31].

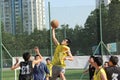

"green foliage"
[107, 1, 120, 42]
[15, 16, 23, 34]
[2, 2, 120, 56]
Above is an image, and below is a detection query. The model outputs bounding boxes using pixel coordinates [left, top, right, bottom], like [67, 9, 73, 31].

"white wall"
[12, 55, 120, 69]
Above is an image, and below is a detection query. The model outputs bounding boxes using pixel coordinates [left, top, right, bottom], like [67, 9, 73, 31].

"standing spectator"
[103, 61, 109, 68]
[105, 56, 120, 80]
[93, 57, 108, 80]
[11, 47, 42, 80]
[83, 56, 95, 80]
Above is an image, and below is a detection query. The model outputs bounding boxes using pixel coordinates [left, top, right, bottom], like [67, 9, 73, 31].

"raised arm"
[34, 47, 43, 59]
[52, 28, 59, 46]
[32, 47, 43, 67]
[11, 58, 20, 70]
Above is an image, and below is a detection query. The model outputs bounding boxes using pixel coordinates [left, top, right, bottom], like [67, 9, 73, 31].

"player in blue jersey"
[33, 55, 50, 80]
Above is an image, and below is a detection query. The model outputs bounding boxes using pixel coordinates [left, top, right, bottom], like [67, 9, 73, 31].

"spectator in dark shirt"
[83, 56, 95, 80]
[105, 56, 120, 80]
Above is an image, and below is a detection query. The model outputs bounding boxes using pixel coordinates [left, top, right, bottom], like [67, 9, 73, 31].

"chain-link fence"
[1, 0, 120, 80]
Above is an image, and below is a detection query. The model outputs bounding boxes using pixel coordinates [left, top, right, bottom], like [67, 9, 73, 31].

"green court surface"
[2, 69, 89, 80]
[65, 69, 89, 80]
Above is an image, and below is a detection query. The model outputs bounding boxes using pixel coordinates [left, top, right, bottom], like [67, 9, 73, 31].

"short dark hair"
[109, 56, 118, 65]
[66, 38, 71, 46]
[46, 58, 51, 61]
[94, 57, 103, 66]
[104, 61, 109, 64]
[90, 55, 95, 59]
[34, 55, 40, 59]
[23, 52, 31, 61]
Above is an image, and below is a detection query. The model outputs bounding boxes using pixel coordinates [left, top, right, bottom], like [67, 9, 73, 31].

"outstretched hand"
[34, 46, 40, 54]
[63, 57, 68, 60]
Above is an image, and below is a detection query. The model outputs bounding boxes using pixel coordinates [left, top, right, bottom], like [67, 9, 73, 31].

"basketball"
[50, 19, 59, 28]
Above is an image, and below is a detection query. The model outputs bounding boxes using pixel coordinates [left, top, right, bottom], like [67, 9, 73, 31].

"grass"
[65, 69, 89, 80]
[2, 69, 89, 80]
[2, 70, 16, 80]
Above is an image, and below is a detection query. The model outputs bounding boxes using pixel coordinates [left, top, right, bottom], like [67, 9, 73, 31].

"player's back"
[105, 66, 120, 80]
[19, 61, 33, 80]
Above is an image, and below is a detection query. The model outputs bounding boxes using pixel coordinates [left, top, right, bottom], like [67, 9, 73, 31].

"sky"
[45, 0, 96, 28]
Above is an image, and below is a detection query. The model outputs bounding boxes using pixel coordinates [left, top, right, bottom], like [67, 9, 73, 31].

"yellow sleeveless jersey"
[52, 44, 70, 68]
[93, 68, 107, 80]
[46, 63, 53, 77]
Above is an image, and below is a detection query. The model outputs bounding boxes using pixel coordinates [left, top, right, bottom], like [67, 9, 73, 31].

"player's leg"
[60, 72, 66, 80]
[59, 68, 66, 80]
[49, 65, 60, 80]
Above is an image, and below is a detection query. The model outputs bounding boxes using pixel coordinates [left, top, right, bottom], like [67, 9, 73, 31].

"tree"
[15, 17, 23, 34]
[107, 0, 120, 42]
[83, 3, 109, 54]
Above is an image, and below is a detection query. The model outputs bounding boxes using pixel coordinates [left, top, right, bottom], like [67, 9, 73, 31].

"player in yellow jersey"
[46, 58, 53, 78]
[50, 27, 73, 80]
[93, 57, 108, 80]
